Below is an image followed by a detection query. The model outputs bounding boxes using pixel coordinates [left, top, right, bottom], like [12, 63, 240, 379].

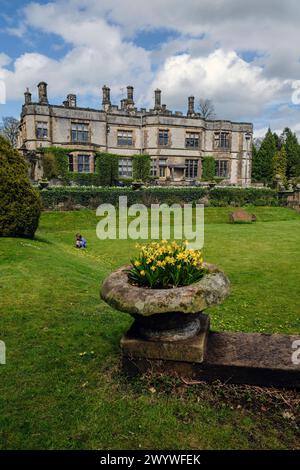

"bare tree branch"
[198, 99, 216, 119]
[0, 117, 20, 148]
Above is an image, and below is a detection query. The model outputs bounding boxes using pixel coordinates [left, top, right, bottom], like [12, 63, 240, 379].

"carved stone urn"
[101, 263, 230, 342]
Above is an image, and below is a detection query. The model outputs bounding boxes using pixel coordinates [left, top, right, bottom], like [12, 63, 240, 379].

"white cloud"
[150, 50, 284, 120]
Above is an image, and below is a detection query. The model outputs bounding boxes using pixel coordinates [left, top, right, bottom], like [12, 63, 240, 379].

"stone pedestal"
[121, 313, 210, 363]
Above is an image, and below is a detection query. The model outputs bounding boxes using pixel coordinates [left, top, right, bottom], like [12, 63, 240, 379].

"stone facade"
[18, 82, 253, 185]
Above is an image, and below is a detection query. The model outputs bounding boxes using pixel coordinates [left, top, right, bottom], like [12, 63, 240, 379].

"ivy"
[40, 147, 71, 182]
[132, 154, 150, 181]
[95, 152, 119, 186]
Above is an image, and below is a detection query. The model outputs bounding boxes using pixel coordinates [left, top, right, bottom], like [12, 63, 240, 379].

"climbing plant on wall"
[132, 154, 150, 181]
[40, 147, 70, 182]
[95, 152, 119, 186]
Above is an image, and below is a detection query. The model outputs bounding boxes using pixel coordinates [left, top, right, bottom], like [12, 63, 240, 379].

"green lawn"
[0, 206, 299, 450]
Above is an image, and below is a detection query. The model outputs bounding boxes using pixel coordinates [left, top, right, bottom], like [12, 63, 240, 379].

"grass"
[0, 206, 299, 449]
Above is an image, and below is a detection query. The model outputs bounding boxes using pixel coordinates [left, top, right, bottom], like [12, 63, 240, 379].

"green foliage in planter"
[67, 172, 100, 186]
[132, 154, 150, 181]
[129, 240, 206, 288]
[202, 156, 216, 181]
[0, 136, 41, 238]
[118, 177, 134, 185]
[95, 153, 119, 186]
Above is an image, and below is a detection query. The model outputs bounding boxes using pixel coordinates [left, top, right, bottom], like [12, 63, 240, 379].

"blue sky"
[1, 0, 300, 137]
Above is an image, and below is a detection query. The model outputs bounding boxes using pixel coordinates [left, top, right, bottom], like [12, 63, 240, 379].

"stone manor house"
[18, 82, 253, 185]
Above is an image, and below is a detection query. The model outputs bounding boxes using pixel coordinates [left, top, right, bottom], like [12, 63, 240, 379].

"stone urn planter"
[38, 179, 49, 190]
[101, 263, 230, 342]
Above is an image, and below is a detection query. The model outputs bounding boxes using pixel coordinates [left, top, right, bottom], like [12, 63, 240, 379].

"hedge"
[40, 186, 279, 210]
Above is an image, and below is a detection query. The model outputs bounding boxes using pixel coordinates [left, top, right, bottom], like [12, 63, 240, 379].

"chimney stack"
[102, 85, 111, 109]
[120, 98, 127, 110]
[187, 96, 195, 116]
[154, 89, 161, 110]
[37, 82, 48, 105]
[127, 85, 134, 104]
[67, 94, 77, 108]
[24, 88, 32, 105]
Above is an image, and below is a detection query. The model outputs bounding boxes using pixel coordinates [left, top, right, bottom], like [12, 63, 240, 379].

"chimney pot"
[24, 88, 32, 105]
[154, 89, 161, 109]
[37, 82, 48, 105]
[67, 94, 77, 108]
[188, 96, 195, 116]
[127, 85, 134, 104]
[102, 85, 111, 108]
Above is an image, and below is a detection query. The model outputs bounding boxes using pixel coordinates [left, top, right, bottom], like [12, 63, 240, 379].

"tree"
[272, 146, 287, 186]
[198, 99, 216, 119]
[281, 128, 300, 178]
[251, 129, 276, 184]
[0, 136, 41, 238]
[273, 132, 282, 150]
[0, 116, 20, 148]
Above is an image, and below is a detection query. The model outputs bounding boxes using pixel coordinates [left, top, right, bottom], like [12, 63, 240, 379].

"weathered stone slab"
[229, 210, 256, 223]
[122, 331, 300, 389]
[121, 314, 210, 363]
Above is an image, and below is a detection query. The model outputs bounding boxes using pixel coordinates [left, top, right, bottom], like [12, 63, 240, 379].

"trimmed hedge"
[40, 186, 278, 210]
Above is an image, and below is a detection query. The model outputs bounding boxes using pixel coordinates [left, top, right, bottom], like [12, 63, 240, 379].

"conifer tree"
[251, 129, 276, 183]
[282, 128, 300, 178]
[272, 145, 287, 186]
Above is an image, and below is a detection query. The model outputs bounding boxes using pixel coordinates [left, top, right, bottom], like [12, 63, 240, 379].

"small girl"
[75, 233, 87, 249]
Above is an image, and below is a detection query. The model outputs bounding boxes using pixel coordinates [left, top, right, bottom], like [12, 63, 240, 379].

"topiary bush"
[0, 136, 41, 238]
[202, 156, 216, 180]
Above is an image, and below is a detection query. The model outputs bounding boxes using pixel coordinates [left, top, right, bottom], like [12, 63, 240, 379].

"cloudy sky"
[1, 0, 300, 137]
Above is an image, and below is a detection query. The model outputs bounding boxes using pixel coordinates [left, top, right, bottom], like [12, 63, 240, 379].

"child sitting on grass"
[75, 233, 87, 249]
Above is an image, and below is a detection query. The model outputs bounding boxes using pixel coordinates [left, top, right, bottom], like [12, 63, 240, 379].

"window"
[150, 159, 157, 177]
[185, 159, 199, 179]
[117, 130, 133, 146]
[36, 122, 48, 139]
[215, 160, 229, 177]
[186, 132, 200, 148]
[159, 158, 167, 177]
[118, 158, 133, 177]
[214, 131, 230, 149]
[68, 155, 74, 172]
[158, 129, 169, 146]
[71, 123, 89, 143]
[77, 155, 90, 173]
